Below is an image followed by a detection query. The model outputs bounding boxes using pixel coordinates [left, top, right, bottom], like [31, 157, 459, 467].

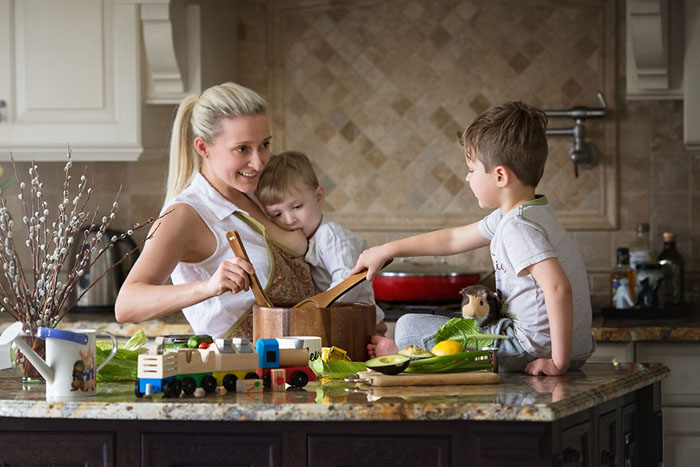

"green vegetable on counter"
[310, 358, 367, 380]
[187, 334, 213, 349]
[96, 329, 149, 382]
[405, 350, 492, 374]
[434, 318, 508, 350]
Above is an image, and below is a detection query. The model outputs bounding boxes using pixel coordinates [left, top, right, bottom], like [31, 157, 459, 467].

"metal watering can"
[0, 322, 117, 400]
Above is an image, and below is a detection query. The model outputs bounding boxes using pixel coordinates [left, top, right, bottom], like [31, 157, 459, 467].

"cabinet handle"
[556, 447, 583, 466]
[600, 448, 616, 466]
[624, 432, 635, 467]
[0, 99, 6, 123]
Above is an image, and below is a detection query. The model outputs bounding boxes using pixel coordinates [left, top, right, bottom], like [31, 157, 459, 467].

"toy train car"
[135, 338, 315, 397]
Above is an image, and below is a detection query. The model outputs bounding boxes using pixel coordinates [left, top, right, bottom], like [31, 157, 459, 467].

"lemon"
[430, 340, 463, 356]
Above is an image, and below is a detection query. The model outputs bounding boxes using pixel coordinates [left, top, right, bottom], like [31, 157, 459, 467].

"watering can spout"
[0, 322, 54, 383]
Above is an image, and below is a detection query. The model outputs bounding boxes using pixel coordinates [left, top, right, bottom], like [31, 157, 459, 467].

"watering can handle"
[95, 332, 118, 373]
[0, 322, 53, 383]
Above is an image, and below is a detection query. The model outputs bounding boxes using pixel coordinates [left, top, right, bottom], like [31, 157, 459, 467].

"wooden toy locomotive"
[135, 338, 316, 397]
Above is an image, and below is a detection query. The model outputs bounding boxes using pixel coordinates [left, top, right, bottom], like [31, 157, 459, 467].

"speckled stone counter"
[3, 304, 699, 343]
[0, 362, 668, 423]
[0, 362, 668, 466]
[592, 304, 700, 342]
[0, 311, 193, 339]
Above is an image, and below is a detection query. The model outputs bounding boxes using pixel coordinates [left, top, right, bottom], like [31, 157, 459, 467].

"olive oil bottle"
[657, 232, 684, 306]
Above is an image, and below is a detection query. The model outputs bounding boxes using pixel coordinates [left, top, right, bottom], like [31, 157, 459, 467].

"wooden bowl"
[253, 302, 376, 362]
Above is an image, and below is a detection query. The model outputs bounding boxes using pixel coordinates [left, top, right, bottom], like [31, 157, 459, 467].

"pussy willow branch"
[58, 219, 164, 322]
[0, 151, 163, 331]
[49, 189, 122, 318]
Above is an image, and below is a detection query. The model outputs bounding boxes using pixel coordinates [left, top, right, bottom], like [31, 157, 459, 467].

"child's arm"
[351, 222, 489, 280]
[524, 257, 573, 376]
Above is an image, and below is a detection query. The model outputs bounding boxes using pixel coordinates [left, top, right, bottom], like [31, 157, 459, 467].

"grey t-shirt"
[477, 195, 593, 359]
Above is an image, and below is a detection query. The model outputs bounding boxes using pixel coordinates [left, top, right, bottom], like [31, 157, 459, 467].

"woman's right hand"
[206, 257, 256, 297]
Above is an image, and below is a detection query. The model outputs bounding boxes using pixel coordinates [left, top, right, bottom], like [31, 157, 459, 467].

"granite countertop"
[592, 304, 700, 342]
[0, 362, 669, 423]
[0, 311, 194, 339]
[2, 304, 700, 343]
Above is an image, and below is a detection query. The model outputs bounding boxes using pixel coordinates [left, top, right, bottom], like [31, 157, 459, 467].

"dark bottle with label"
[657, 232, 684, 306]
[611, 247, 635, 309]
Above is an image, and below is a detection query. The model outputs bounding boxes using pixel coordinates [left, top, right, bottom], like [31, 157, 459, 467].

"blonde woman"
[115, 82, 314, 338]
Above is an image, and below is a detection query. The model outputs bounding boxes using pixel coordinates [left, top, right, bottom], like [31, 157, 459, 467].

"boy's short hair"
[256, 151, 320, 206]
[460, 101, 548, 188]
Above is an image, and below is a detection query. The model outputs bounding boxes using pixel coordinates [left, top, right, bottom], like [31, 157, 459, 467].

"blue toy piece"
[256, 339, 280, 369]
[136, 376, 179, 397]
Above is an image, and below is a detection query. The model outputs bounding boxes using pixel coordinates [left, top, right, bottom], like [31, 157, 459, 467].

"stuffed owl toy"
[460, 285, 504, 329]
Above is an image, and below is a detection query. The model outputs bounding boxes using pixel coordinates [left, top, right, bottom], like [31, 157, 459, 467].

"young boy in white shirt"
[353, 102, 594, 375]
[256, 151, 386, 334]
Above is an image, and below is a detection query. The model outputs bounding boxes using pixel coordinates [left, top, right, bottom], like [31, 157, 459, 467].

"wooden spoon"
[291, 259, 393, 311]
[226, 230, 274, 308]
[292, 271, 368, 311]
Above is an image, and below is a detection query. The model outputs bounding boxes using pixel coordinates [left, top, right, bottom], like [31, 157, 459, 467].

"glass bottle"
[657, 232, 684, 306]
[611, 247, 635, 309]
[629, 223, 652, 270]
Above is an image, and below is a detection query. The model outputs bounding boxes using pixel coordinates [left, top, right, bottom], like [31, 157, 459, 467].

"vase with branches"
[0, 151, 161, 381]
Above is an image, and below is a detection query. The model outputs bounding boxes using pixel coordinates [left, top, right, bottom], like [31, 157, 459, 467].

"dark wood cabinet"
[0, 383, 662, 467]
[141, 433, 281, 467]
[307, 434, 450, 467]
[0, 431, 114, 466]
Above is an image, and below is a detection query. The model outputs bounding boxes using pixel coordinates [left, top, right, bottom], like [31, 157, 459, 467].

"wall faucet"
[544, 92, 607, 178]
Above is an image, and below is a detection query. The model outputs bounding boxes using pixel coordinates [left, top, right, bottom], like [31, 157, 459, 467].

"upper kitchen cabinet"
[626, 0, 700, 150]
[0, 0, 205, 161]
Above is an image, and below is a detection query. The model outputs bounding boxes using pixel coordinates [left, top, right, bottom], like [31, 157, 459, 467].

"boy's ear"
[494, 165, 511, 187]
[315, 186, 325, 204]
[193, 136, 208, 158]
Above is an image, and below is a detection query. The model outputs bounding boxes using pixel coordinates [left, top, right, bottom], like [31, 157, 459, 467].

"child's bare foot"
[366, 335, 398, 358]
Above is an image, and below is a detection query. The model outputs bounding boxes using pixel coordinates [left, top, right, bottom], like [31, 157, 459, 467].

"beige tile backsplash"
[1, 0, 697, 312]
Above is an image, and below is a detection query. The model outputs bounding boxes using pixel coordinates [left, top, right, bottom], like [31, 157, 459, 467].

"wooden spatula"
[291, 259, 393, 311]
[226, 230, 274, 308]
[292, 271, 367, 310]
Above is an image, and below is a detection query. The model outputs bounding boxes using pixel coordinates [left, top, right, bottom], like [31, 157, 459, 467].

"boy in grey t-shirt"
[353, 101, 594, 375]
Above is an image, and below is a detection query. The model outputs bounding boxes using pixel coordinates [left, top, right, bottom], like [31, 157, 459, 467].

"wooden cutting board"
[350, 370, 500, 387]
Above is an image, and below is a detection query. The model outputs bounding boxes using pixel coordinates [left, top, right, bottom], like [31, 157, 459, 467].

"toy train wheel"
[291, 371, 309, 388]
[245, 372, 258, 379]
[223, 374, 238, 391]
[182, 377, 196, 395]
[202, 375, 217, 394]
[162, 379, 182, 398]
[134, 381, 144, 398]
[170, 379, 182, 396]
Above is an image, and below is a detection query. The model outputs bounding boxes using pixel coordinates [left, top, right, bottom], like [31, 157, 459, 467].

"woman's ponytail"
[166, 95, 199, 201]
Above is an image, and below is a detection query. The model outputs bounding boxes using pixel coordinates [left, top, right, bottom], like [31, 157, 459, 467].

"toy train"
[135, 338, 316, 397]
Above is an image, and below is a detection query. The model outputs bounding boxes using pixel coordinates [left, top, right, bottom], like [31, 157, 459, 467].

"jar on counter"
[635, 263, 664, 310]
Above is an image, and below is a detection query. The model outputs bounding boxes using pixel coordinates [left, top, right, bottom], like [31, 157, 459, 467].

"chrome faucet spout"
[544, 92, 607, 178]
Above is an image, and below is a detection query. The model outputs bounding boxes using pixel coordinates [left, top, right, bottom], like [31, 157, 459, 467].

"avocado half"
[397, 345, 434, 360]
[365, 354, 411, 375]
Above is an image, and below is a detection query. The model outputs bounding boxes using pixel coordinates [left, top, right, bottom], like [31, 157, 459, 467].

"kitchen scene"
[0, 0, 697, 465]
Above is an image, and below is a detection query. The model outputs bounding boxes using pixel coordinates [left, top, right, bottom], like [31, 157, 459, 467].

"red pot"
[372, 258, 481, 303]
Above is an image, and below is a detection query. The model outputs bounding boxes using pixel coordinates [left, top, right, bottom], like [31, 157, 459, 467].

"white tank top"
[162, 172, 271, 338]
